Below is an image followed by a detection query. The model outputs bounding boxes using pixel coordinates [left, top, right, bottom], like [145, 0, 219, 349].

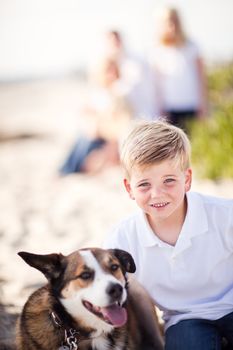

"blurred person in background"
[59, 56, 132, 175]
[96, 29, 158, 121]
[150, 7, 208, 131]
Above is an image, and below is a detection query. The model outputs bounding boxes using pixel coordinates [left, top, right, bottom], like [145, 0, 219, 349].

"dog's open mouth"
[82, 300, 127, 327]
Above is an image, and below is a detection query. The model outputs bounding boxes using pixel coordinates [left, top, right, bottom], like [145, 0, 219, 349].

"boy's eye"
[138, 182, 150, 187]
[164, 178, 175, 184]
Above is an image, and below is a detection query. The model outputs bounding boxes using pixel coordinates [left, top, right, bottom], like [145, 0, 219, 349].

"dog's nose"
[106, 283, 123, 301]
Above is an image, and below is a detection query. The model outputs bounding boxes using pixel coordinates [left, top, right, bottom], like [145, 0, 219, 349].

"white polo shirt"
[103, 191, 233, 331]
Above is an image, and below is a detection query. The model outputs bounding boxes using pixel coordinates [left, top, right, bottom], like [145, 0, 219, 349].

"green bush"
[190, 103, 233, 180]
[207, 63, 233, 107]
[208, 63, 233, 91]
[189, 62, 233, 180]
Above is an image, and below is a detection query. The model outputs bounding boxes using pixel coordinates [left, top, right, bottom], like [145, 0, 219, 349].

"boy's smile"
[124, 160, 192, 243]
[150, 201, 169, 209]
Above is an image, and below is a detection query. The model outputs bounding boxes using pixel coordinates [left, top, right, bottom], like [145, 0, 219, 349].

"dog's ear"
[109, 249, 136, 273]
[18, 251, 65, 281]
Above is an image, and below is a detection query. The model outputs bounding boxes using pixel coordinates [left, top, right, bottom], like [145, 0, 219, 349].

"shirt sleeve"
[102, 225, 130, 253]
[103, 224, 139, 279]
[220, 199, 233, 251]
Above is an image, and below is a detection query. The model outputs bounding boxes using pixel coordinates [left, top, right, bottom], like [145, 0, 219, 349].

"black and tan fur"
[16, 248, 164, 350]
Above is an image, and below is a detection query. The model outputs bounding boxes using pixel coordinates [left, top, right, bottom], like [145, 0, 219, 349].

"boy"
[103, 120, 233, 350]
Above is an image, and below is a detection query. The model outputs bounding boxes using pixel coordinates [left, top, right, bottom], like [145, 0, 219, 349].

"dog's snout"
[107, 283, 123, 301]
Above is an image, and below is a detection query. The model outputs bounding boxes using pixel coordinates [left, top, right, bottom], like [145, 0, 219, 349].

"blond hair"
[120, 120, 191, 179]
[158, 7, 186, 46]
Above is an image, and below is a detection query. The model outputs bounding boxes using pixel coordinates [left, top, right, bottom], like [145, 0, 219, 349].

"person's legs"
[60, 137, 105, 174]
[216, 312, 233, 346]
[166, 110, 196, 133]
[82, 141, 119, 174]
[165, 319, 221, 350]
[60, 137, 90, 174]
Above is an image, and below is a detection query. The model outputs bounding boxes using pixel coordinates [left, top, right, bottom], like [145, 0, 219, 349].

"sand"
[0, 77, 232, 312]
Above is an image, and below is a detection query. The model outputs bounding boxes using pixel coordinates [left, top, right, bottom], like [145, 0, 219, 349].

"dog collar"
[51, 311, 80, 350]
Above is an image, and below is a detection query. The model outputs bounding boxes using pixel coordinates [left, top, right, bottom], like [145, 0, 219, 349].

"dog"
[16, 247, 164, 350]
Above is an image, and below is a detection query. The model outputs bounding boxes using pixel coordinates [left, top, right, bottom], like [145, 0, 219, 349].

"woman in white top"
[151, 7, 207, 130]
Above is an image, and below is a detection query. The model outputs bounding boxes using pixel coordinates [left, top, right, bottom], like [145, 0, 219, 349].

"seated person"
[60, 57, 132, 175]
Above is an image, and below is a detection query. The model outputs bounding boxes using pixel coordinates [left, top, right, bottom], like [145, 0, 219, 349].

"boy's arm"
[102, 227, 130, 252]
[196, 56, 208, 119]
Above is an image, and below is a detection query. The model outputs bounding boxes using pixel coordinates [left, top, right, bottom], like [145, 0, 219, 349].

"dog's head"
[18, 248, 136, 331]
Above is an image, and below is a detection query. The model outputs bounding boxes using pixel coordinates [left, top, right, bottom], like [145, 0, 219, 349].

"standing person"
[99, 30, 158, 121]
[150, 7, 208, 130]
[103, 120, 233, 349]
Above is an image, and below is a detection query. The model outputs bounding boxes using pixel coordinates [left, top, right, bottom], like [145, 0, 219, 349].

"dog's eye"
[79, 271, 92, 280]
[110, 264, 119, 272]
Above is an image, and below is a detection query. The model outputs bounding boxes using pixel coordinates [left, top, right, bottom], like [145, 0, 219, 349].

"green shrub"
[208, 63, 233, 92]
[188, 62, 233, 180]
[190, 103, 233, 180]
[207, 62, 233, 106]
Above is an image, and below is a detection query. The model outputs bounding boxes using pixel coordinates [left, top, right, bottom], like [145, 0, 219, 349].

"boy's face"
[124, 160, 192, 224]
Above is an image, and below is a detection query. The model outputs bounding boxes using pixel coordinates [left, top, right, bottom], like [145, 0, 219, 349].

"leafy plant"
[190, 103, 233, 180]
[190, 62, 233, 180]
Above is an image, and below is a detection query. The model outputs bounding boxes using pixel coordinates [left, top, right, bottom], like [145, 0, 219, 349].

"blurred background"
[0, 0, 233, 327]
[1, 0, 233, 80]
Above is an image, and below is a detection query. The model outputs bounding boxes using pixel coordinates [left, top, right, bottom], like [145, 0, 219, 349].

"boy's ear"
[123, 178, 135, 200]
[185, 168, 192, 192]
[18, 251, 65, 282]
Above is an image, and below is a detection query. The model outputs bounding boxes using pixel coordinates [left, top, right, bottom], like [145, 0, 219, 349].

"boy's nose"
[151, 186, 163, 198]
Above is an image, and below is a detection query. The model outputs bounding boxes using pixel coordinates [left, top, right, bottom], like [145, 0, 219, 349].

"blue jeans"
[60, 136, 106, 174]
[165, 312, 233, 350]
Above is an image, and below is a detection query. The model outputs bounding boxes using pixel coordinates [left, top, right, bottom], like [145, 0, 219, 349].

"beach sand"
[0, 77, 232, 312]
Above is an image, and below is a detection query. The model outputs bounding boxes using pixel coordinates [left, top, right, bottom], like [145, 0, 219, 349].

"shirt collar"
[138, 210, 164, 247]
[172, 191, 208, 257]
[137, 191, 209, 251]
[182, 191, 208, 238]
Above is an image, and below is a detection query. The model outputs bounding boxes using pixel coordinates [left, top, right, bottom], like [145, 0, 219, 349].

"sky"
[0, 0, 233, 80]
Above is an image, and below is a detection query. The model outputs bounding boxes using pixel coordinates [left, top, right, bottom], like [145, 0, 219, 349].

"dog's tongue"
[102, 304, 127, 327]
